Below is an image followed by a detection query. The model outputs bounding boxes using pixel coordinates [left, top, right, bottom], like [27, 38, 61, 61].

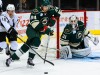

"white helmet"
[69, 15, 78, 25]
[0, 0, 2, 8]
[6, 4, 15, 11]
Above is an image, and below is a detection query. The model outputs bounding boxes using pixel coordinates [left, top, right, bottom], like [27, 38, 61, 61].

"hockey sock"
[29, 52, 35, 59]
[11, 40, 30, 60]
[28, 46, 37, 59]
[10, 48, 16, 55]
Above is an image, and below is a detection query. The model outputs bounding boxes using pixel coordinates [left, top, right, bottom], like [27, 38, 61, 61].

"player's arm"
[14, 14, 19, 29]
[84, 29, 99, 45]
[30, 9, 44, 31]
[53, 6, 61, 18]
[48, 6, 61, 18]
[60, 25, 70, 46]
[79, 21, 99, 45]
[47, 6, 61, 27]
[0, 15, 18, 35]
[30, 9, 54, 36]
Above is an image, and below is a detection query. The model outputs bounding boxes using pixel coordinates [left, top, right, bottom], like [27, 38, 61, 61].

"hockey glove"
[54, 6, 61, 17]
[8, 27, 18, 36]
[49, 16, 56, 27]
[45, 28, 54, 36]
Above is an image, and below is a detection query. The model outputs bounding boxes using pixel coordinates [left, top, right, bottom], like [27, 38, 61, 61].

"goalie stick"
[87, 35, 99, 45]
[17, 36, 54, 66]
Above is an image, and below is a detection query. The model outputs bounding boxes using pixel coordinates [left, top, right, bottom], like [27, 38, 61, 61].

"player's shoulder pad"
[64, 24, 72, 33]
[32, 8, 40, 14]
[78, 21, 84, 26]
[1, 12, 6, 16]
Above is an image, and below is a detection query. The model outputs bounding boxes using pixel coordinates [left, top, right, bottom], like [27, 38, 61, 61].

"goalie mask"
[69, 15, 78, 29]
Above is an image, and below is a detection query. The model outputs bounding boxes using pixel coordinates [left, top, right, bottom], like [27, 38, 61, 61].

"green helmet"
[42, 0, 51, 6]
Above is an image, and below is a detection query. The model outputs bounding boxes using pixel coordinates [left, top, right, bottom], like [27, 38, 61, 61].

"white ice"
[0, 36, 100, 75]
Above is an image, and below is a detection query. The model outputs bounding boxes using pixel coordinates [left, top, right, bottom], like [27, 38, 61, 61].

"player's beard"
[9, 13, 14, 18]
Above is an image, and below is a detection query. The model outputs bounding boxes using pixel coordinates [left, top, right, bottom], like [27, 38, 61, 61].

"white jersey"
[0, 12, 18, 32]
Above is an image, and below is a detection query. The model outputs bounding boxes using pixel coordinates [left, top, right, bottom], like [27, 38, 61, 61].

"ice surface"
[0, 36, 100, 75]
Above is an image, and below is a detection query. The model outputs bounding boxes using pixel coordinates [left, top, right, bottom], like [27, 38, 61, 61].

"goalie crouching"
[60, 15, 99, 59]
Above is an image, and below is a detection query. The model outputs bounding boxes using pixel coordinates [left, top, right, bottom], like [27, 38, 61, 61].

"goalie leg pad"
[71, 47, 91, 58]
[60, 46, 72, 59]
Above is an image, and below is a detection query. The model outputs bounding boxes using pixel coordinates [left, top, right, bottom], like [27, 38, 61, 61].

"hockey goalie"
[60, 15, 99, 59]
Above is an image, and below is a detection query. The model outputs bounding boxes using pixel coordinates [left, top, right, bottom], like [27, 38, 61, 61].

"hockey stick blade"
[87, 56, 100, 59]
[17, 36, 54, 66]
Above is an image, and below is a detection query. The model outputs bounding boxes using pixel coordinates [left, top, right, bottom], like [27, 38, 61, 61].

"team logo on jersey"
[41, 17, 49, 25]
[64, 29, 70, 34]
[76, 31, 83, 39]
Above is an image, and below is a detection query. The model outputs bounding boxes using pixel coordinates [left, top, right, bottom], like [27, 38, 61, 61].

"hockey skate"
[6, 58, 12, 67]
[27, 58, 35, 67]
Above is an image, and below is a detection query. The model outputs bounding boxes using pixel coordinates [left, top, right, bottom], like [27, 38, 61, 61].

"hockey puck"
[44, 72, 48, 74]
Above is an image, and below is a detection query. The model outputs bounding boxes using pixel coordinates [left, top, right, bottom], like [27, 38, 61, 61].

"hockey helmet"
[69, 15, 78, 25]
[41, 0, 51, 6]
[6, 4, 15, 11]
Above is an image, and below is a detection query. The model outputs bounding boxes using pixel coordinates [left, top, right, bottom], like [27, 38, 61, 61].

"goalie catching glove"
[8, 27, 18, 37]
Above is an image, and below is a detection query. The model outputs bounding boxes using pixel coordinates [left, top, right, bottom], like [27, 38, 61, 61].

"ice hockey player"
[0, 4, 18, 55]
[6, 0, 61, 67]
[60, 15, 99, 59]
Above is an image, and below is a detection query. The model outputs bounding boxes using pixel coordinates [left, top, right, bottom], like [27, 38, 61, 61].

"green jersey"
[61, 21, 85, 47]
[29, 7, 60, 31]
[26, 6, 60, 40]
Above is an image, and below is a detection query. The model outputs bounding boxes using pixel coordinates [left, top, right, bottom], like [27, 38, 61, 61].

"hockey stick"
[44, 26, 55, 64]
[87, 36, 99, 45]
[73, 53, 100, 59]
[44, 34, 50, 64]
[17, 36, 54, 66]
